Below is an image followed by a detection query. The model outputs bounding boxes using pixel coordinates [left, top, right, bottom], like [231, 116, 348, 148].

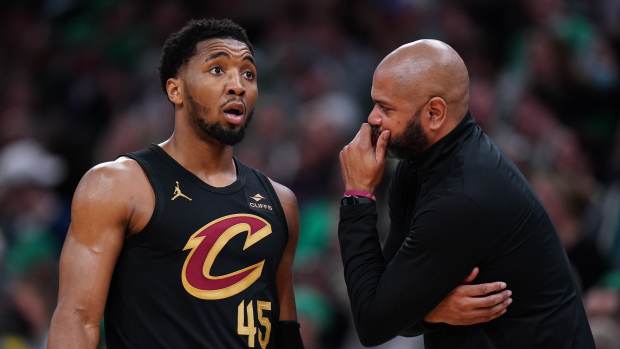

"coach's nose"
[367, 105, 382, 126]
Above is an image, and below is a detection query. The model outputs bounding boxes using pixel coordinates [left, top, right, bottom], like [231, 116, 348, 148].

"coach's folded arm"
[338, 194, 488, 346]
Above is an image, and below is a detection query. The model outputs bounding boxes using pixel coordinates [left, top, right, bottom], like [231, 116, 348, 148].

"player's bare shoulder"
[72, 157, 153, 235]
[74, 157, 145, 206]
[268, 179, 297, 213]
[267, 178, 299, 235]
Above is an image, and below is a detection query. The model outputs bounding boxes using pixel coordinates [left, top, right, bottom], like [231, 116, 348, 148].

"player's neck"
[160, 130, 237, 187]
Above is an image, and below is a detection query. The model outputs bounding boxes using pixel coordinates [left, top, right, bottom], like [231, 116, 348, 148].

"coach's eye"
[378, 104, 390, 113]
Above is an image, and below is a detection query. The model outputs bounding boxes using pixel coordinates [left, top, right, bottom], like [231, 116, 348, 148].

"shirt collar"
[412, 112, 476, 172]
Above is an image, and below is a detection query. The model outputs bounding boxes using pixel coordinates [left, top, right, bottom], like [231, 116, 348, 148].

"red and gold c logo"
[181, 214, 271, 300]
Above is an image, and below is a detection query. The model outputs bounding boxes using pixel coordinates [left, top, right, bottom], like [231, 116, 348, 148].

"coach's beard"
[387, 109, 429, 160]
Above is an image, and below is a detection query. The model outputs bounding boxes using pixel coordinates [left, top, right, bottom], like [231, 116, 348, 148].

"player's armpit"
[269, 179, 300, 322]
[48, 159, 148, 349]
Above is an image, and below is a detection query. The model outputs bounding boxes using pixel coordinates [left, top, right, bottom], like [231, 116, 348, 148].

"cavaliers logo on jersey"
[181, 214, 271, 300]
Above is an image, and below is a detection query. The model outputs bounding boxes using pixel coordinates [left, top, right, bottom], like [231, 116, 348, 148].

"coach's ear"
[426, 96, 448, 133]
[166, 78, 183, 106]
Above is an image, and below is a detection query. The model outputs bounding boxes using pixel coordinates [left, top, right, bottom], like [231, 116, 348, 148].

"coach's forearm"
[48, 307, 100, 349]
[338, 202, 426, 346]
[339, 197, 489, 346]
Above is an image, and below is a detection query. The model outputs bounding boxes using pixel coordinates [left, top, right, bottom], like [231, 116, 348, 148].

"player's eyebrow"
[243, 55, 255, 66]
[205, 51, 230, 62]
[204, 51, 256, 66]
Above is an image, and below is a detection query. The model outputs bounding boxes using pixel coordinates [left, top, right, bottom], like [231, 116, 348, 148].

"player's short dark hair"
[158, 18, 254, 93]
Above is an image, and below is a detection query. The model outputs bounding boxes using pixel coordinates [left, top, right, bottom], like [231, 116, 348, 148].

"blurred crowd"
[0, 0, 619, 348]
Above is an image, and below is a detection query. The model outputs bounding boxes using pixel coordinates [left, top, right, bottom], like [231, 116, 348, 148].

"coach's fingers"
[351, 123, 370, 147]
[469, 290, 512, 308]
[463, 267, 479, 284]
[462, 308, 508, 326]
[375, 130, 390, 163]
[467, 298, 512, 324]
[461, 281, 507, 297]
[358, 123, 373, 148]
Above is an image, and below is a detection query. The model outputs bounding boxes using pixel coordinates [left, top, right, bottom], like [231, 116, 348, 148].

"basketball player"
[48, 19, 512, 348]
[47, 18, 302, 348]
[338, 39, 595, 348]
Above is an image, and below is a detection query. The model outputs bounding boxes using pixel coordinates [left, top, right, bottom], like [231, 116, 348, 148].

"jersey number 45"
[237, 299, 271, 349]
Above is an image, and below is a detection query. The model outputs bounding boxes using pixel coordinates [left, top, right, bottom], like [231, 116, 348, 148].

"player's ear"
[166, 78, 183, 106]
[426, 97, 447, 132]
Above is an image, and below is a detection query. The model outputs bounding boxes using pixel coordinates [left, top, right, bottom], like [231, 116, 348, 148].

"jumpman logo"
[171, 181, 192, 201]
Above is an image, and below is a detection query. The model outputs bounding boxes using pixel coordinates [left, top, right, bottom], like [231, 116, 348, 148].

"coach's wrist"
[344, 180, 376, 193]
[343, 189, 376, 201]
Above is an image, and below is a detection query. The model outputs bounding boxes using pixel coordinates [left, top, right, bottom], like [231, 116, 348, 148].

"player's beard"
[187, 93, 254, 146]
[387, 108, 429, 160]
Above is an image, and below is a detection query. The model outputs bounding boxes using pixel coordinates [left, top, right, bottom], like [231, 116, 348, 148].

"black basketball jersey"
[104, 145, 288, 349]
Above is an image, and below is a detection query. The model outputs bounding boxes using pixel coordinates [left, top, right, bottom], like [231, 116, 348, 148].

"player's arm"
[48, 160, 141, 349]
[269, 179, 304, 348]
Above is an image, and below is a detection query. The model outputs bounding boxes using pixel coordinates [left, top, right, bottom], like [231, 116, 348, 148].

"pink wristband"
[343, 190, 376, 201]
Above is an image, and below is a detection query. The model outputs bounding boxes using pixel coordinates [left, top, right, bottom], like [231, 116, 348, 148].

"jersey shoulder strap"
[119, 145, 171, 234]
[239, 161, 289, 238]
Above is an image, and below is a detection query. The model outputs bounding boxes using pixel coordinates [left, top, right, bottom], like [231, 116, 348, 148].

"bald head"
[375, 39, 470, 121]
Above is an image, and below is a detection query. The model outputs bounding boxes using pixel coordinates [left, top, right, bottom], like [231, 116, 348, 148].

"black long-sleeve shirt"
[338, 114, 595, 348]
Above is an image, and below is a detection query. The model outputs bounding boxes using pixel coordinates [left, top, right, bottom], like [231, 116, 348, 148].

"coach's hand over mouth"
[339, 123, 390, 193]
[425, 267, 513, 326]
